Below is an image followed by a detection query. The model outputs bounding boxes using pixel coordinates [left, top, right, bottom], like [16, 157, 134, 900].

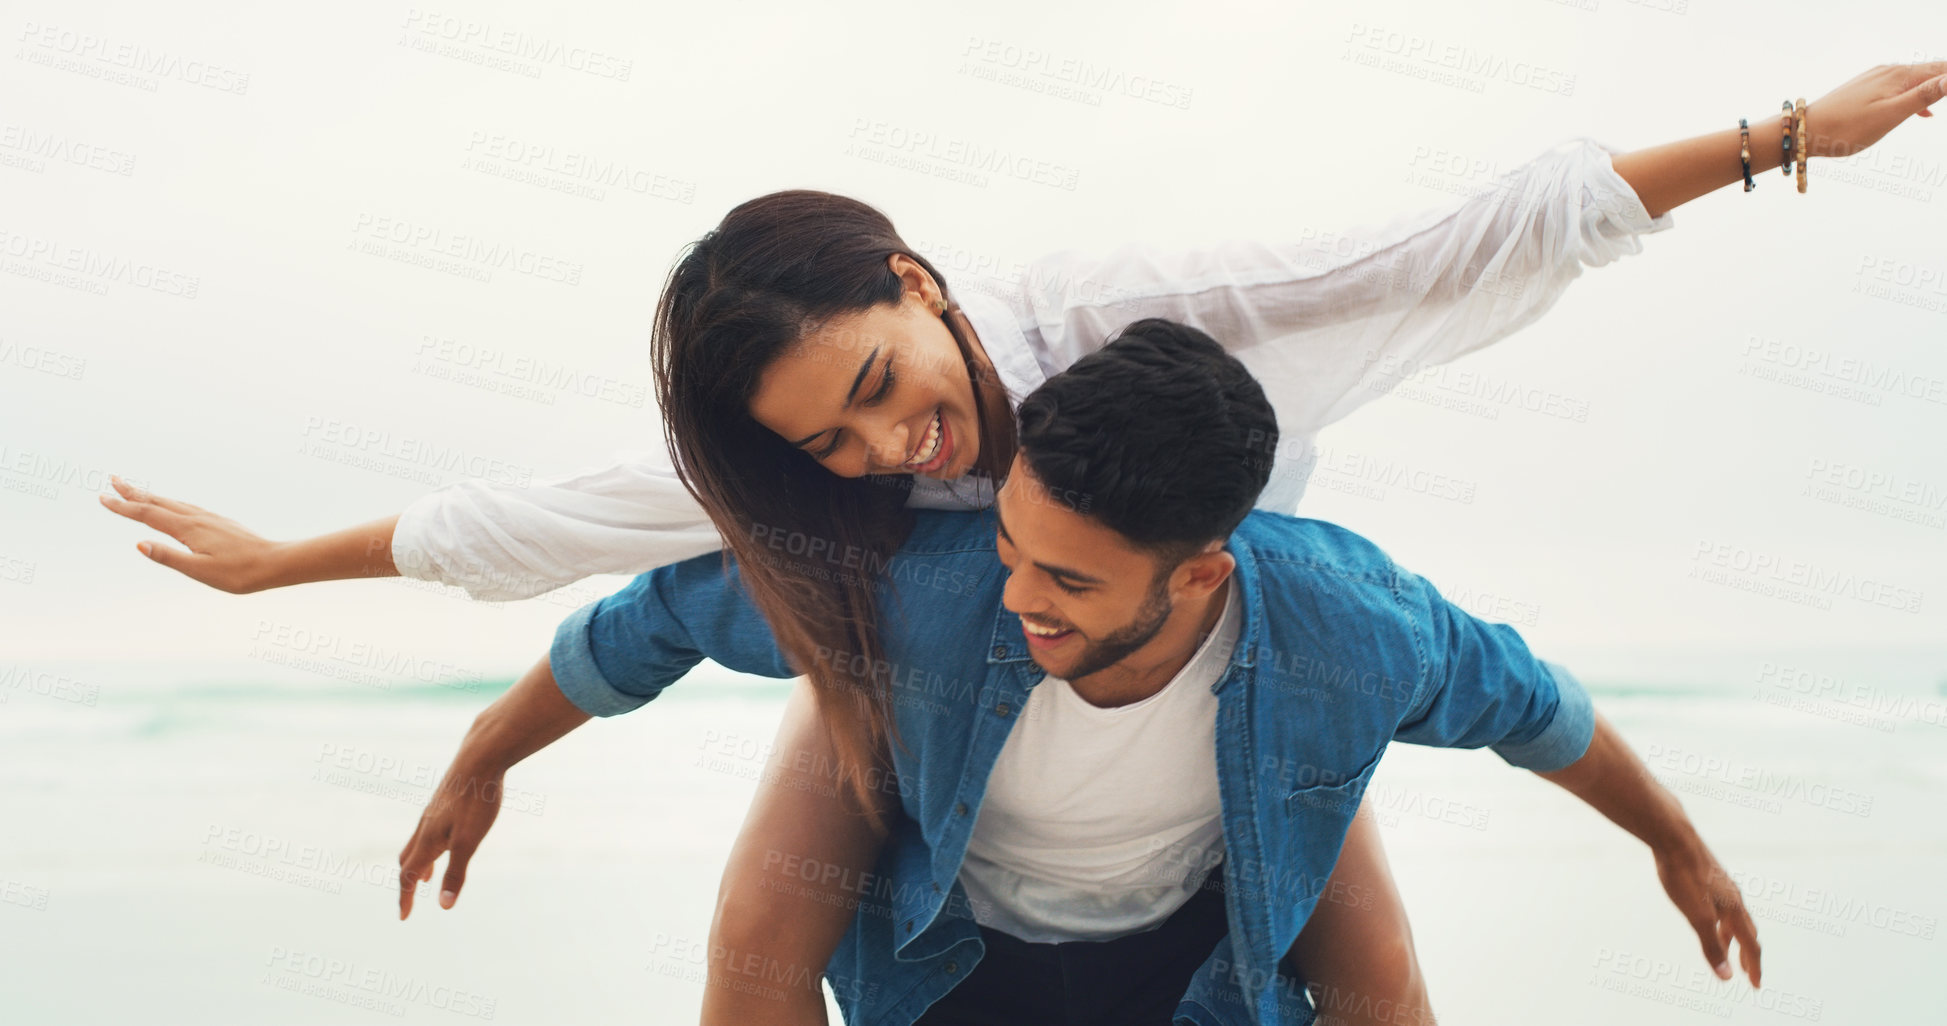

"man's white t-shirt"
[958, 577, 1242, 944]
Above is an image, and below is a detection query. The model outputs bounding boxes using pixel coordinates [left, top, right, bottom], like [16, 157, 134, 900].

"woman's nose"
[865, 419, 911, 472]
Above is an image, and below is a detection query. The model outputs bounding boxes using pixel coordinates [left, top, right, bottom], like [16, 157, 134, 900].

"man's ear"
[1170, 548, 1236, 601]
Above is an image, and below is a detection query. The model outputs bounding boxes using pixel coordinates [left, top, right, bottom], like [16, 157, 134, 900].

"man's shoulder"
[1233, 509, 1402, 588]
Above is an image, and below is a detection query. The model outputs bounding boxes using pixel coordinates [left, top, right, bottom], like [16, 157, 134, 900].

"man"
[401, 320, 1760, 1025]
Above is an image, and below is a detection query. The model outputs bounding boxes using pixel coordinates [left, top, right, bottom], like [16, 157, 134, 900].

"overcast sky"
[3, 0, 1944, 690]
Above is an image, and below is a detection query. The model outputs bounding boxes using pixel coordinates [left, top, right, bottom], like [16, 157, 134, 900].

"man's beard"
[1056, 576, 1174, 683]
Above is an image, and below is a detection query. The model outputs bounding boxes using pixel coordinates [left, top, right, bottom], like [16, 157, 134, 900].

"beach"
[1, 657, 1939, 1023]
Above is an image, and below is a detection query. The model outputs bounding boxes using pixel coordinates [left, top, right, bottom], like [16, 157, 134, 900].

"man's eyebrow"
[995, 507, 1105, 586]
[788, 345, 882, 448]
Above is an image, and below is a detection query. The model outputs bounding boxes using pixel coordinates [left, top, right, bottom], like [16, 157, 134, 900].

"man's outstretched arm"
[1388, 566, 1761, 989]
[396, 654, 590, 918]
[1535, 711, 1762, 988]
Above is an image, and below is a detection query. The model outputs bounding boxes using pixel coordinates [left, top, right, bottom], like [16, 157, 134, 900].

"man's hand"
[397, 760, 504, 919]
[1536, 711, 1764, 989]
[392, 655, 592, 920]
[1653, 833, 1762, 987]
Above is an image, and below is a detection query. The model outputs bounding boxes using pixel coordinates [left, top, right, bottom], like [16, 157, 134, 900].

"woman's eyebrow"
[788, 346, 883, 448]
[841, 346, 882, 409]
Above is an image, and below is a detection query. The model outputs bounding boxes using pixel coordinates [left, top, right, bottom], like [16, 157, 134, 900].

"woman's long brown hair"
[652, 190, 1012, 827]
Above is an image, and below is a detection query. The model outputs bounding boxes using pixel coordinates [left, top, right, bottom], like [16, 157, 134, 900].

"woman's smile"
[899, 407, 953, 475]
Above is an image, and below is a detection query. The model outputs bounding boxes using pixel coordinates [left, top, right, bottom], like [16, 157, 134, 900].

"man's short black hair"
[1015, 318, 1278, 562]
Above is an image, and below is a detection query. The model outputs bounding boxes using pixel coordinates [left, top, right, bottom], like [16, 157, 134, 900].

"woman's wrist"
[258, 516, 402, 590]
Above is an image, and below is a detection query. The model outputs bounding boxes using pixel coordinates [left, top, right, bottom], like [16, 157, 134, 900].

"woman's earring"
[931, 298, 947, 315]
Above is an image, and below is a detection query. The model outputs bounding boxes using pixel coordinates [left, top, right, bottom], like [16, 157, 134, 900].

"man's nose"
[1000, 565, 1041, 617]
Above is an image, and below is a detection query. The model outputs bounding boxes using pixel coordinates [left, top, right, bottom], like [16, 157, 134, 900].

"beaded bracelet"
[1739, 118, 1754, 192]
[1794, 97, 1808, 193]
[1780, 100, 1795, 178]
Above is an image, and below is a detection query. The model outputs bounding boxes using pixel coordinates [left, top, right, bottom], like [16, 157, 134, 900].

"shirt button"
[995, 703, 1011, 717]
[992, 646, 1006, 658]
[955, 802, 969, 817]
[944, 961, 959, 975]
[904, 919, 914, 933]
[932, 882, 942, 893]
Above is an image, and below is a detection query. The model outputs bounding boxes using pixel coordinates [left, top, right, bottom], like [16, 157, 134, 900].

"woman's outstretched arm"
[101, 448, 725, 600]
[1612, 63, 1947, 220]
[99, 474, 400, 592]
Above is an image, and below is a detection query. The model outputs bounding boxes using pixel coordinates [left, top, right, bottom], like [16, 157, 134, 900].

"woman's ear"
[888, 253, 942, 308]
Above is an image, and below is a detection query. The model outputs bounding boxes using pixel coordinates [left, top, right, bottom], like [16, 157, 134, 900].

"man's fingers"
[440, 840, 477, 910]
[1728, 906, 1764, 987]
[397, 833, 445, 921]
[1687, 907, 1731, 980]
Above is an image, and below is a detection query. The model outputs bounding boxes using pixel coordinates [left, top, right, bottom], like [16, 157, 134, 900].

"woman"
[105, 64, 1947, 1024]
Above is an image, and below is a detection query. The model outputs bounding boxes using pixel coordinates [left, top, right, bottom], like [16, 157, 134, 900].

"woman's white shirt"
[391, 137, 1671, 599]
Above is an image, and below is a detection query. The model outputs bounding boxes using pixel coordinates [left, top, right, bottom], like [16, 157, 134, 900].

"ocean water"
[0, 659, 1941, 1024]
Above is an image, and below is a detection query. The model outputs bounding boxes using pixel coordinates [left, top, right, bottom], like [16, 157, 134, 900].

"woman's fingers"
[1894, 70, 1947, 114]
[135, 539, 200, 574]
[99, 492, 191, 538]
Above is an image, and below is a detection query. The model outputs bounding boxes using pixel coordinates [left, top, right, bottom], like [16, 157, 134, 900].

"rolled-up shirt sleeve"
[548, 552, 798, 718]
[392, 450, 727, 601]
[1023, 136, 1672, 441]
[1389, 567, 1596, 772]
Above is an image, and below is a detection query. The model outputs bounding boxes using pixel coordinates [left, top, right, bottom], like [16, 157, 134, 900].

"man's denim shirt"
[551, 508, 1595, 1026]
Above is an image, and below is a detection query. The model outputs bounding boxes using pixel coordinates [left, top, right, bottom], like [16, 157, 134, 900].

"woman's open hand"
[98, 475, 286, 593]
[1804, 62, 1947, 157]
[99, 474, 400, 591]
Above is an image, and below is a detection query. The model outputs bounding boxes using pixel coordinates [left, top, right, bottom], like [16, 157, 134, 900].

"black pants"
[913, 864, 1230, 1026]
